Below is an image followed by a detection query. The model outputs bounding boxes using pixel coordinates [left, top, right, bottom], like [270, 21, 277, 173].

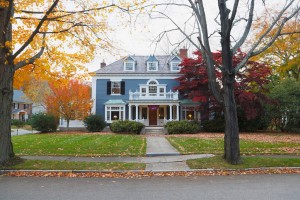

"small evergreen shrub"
[11, 119, 26, 128]
[165, 120, 201, 134]
[110, 120, 144, 134]
[29, 113, 57, 133]
[202, 118, 225, 132]
[83, 115, 106, 132]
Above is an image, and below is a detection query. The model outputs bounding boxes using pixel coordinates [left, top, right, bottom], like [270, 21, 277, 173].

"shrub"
[11, 119, 26, 128]
[29, 113, 57, 133]
[83, 115, 106, 132]
[110, 120, 144, 134]
[202, 118, 225, 132]
[165, 120, 201, 134]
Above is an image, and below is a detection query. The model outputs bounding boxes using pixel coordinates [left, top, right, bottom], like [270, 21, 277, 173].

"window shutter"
[107, 81, 111, 95]
[121, 81, 125, 95]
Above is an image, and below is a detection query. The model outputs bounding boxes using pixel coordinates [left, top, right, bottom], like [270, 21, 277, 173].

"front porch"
[128, 102, 180, 126]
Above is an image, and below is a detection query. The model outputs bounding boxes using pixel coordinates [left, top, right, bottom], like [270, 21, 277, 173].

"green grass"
[0, 158, 145, 170]
[167, 137, 300, 155]
[187, 156, 300, 169]
[12, 134, 146, 156]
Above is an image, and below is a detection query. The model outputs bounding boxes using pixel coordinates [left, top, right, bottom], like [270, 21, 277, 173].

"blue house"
[92, 49, 200, 126]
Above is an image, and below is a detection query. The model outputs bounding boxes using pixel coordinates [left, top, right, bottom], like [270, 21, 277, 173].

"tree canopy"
[175, 50, 271, 123]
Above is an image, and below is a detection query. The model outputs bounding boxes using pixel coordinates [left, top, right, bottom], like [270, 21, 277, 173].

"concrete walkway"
[145, 136, 189, 171]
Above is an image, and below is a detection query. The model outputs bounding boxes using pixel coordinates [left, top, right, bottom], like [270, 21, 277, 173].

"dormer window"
[147, 62, 158, 71]
[146, 55, 159, 72]
[124, 56, 135, 71]
[124, 62, 135, 71]
[169, 55, 182, 72]
[171, 62, 181, 71]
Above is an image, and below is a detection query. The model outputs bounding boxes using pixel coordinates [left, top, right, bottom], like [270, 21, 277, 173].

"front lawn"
[187, 155, 300, 169]
[0, 158, 145, 171]
[12, 133, 146, 157]
[167, 133, 300, 155]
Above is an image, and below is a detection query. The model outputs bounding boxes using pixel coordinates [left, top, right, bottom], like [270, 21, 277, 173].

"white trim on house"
[91, 76, 97, 114]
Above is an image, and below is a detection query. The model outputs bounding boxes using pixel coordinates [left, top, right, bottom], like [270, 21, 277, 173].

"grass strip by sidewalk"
[167, 137, 300, 155]
[12, 134, 146, 157]
[187, 156, 300, 169]
[0, 158, 145, 171]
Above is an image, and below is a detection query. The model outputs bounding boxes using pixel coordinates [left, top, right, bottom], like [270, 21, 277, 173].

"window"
[148, 81, 157, 96]
[111, 82, 121, 95]
[147, 62, 158, 71]
[142, 107, 147, 119]
[124, 62, 135, 71]
[171, 62, 181, 71]
[107, 81, 125, 95]
[106, 106, 124, 122]
[159, 88, 165, 96]
[141, 87, 146, 96]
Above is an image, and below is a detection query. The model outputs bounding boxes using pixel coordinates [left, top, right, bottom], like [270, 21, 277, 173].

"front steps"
[144, 126, 165, 135]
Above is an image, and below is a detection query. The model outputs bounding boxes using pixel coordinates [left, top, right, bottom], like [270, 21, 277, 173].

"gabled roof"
[123, 56, 136, 62]
[169, 55, 181, 62]
[146, 55, 159, 63]
[13, 90, 32, 104]
[94, 55, 181, 75]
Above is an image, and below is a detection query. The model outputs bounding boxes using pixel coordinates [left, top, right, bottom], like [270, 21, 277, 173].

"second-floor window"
[107, 81, 125, 95]
[111, 82, 121, 94]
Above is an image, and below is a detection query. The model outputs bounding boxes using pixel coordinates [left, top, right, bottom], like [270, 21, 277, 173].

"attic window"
[171, 62, 181, 71]
[124, 61, 135, 71]
[147, 62, 158, 71]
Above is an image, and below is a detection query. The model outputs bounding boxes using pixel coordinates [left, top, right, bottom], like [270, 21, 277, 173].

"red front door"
[149, 109, 157, 126]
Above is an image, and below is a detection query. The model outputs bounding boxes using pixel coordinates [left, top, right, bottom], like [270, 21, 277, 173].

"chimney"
[100, 60, 106, 69]
[179, 48, 188, 59]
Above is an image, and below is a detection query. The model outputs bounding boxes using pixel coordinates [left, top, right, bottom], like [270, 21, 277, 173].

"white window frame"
[170, 62, 181, 72]
[147, 62, 158, 71]
[111, 81, 121, 95]
[124, 61, 135, 71]
[105, 105, 125, 123]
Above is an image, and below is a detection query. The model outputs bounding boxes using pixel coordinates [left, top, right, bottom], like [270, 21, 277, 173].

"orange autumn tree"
[45, 79, 93, 129]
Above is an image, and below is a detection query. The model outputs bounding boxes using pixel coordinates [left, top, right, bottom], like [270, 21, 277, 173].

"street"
[0, 174, 299, 200]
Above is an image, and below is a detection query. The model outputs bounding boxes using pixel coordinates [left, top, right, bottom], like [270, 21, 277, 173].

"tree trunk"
[0, 66, 15, 164]
[0, 0, 15, 164]
[222, 73, 241, 164]
[218, 0, 241, 164]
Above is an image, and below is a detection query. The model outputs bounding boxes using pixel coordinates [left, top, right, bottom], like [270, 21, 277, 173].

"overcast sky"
[87, 0, 288, 72]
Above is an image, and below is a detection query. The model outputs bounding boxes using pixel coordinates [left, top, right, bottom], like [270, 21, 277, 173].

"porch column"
[128, 104, 132, 120]
[135, 105, 139, 121]
[176, 104, 179, 121]
[169, 105, 173, 121]
[104, 106, 108, 122]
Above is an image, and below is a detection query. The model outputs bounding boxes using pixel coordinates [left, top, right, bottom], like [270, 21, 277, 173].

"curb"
[1, 167, 300, 178]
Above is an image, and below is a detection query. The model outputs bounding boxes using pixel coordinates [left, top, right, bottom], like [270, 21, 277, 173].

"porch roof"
[180, 99, 201, 105]
[104, 99, 126, 105]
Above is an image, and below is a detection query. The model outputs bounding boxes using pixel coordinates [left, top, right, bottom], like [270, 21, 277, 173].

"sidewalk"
[11, 129, 39, 136]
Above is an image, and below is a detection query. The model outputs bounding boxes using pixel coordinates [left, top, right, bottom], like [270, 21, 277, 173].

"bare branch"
[234, 1, 300, 73]
[232, 0, 254, 53]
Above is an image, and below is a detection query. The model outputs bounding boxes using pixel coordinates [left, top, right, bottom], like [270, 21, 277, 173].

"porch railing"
[129, 90, 178, 100]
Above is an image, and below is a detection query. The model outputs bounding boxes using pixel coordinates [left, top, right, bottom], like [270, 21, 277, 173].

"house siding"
[95, 78, 180, 118]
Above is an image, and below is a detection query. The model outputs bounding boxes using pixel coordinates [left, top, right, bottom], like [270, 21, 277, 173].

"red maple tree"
[175, 50, 271, 123]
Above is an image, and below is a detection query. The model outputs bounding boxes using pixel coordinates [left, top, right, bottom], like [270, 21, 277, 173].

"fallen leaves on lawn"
[167, 133, 300, 143]
[3, 168, 300, 178]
